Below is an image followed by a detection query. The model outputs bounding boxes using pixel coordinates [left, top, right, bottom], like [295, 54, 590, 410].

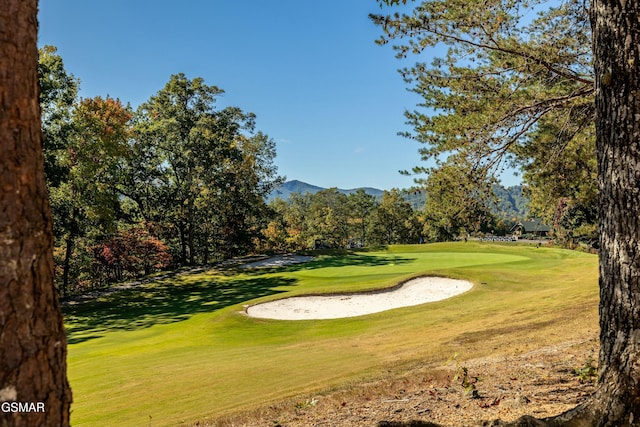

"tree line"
[262, 182, 534, 251]
[41, 46, 525, 297]
[40, 28, 593, 298]
[40, 46, 283, 296]
[262, 188, 421, 251]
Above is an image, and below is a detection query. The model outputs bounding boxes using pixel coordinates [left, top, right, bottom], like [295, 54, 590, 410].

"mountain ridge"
[268, 179, 384, 201]
[268, 180, 529, 219]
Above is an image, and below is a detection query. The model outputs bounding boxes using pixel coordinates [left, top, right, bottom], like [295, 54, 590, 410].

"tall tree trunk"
[187, 200, 195, 265]
[361, 214, 367, 247]
[202, 229, 210, 265]
[0, 1, 72, 426]
[178, 222, 188, 265]
[588, 0, 640, 423]
[529, 2, 640, 426]
[61, 231, 76, 298]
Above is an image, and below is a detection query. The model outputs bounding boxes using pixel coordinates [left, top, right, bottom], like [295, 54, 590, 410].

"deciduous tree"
[309, 189, 350, 248]
[279, 193, 314, 250]
[38, 45, 79, 188]
[371, 189, 415, 244]
[51, 96, 131, 296]
[422, 161, 497, 241]
[127, 74, 281, 264]
[348, 189, 379, 246]
[93, 225, 172, 282]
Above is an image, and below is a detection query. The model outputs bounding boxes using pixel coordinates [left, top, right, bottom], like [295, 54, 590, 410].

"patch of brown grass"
[201, 333, 598, 427]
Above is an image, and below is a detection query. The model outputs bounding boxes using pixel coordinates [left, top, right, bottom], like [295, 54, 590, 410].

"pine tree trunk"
[0, 1, 72, 426]
[473, 2, 640, 426]
[588, 0, 640, 424]
[380, 2, 640, 427]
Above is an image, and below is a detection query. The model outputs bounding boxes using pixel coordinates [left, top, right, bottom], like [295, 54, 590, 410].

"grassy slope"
[64, 243, 598, 427]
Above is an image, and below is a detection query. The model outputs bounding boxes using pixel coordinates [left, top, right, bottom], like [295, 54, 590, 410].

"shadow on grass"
[64, 252, 414, 345]
[63, 275, 295, 345]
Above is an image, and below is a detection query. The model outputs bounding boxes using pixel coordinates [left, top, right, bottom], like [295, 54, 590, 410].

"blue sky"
[38, 1, 520, 190]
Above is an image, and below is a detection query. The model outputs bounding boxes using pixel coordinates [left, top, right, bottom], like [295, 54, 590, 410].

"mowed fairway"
[63, 243, 599, 427]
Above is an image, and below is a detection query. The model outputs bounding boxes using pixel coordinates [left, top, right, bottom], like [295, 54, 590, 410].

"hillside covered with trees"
[40, 46, 539, 297]
[263, 180, 530, 250]
[40, 47, 283, 296]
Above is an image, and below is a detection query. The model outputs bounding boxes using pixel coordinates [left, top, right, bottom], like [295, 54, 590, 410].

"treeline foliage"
[40, 47, 282, 296]
[261, 182, 529, 252]
[39, 42, 544, 297]
[260, 189, 424, 251]
[372, 0, 598, 249]
[404, 182, 528, 240]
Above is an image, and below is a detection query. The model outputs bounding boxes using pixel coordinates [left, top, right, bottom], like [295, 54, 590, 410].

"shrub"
[93, 225, 172, 283]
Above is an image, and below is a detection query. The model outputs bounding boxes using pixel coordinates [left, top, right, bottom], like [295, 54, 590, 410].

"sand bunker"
[239, 254, 315, 269]
[245, 277, 473, 320]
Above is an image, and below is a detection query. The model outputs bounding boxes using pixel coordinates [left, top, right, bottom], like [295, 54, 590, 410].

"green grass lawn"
[63, 242, 599, 427]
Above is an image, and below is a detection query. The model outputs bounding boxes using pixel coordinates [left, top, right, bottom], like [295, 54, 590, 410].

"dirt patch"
[208, 335, 598, 427]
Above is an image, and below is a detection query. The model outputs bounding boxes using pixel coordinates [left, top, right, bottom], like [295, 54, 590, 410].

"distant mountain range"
[268, 180, 384, 201]
[268, 180, 529, 219]
[492, 184, 529, 220]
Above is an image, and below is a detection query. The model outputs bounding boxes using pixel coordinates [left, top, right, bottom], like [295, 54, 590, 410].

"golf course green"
[63, 242, 598, 427]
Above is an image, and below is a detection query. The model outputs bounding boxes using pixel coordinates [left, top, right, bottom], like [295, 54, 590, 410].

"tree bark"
[380, 2, 640, 426]
[511, 2, 640, 426]
[0, 1, 72, 426]
[587, 0, 640, 424]
[509, 2, 640, 426]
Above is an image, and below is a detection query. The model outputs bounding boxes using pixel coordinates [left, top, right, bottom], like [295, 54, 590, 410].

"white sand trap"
[240, 255, 315, 269]
[245, 277, 473, 320]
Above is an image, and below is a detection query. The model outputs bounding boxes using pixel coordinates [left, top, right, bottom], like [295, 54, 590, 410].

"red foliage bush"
[93, 225, 172, 282]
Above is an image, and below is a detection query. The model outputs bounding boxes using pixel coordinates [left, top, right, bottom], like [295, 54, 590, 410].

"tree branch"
[384, 16, 594, 86]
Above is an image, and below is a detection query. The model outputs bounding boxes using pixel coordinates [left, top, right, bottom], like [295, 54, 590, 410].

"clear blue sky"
[38, 1, 520, 190]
